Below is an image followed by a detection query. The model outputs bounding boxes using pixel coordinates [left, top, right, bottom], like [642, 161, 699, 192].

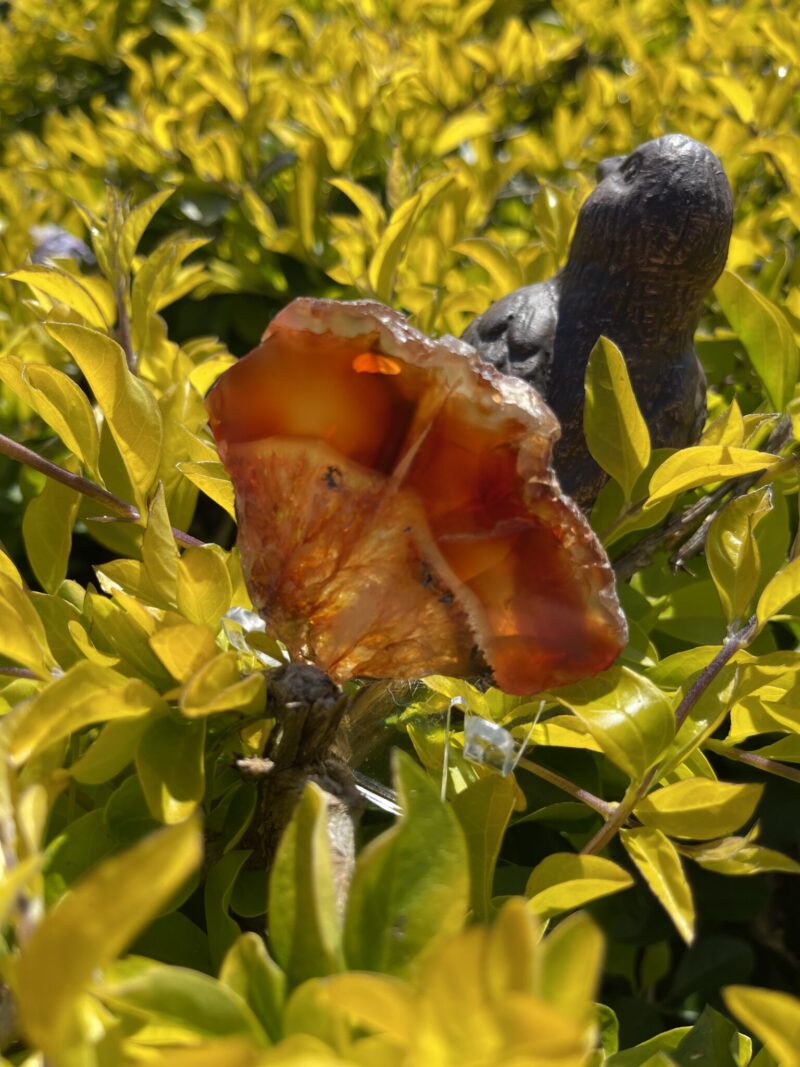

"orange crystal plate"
[206, 298, 626, 695]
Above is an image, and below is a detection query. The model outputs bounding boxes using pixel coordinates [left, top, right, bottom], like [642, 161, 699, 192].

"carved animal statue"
[462, 133, 734, 508]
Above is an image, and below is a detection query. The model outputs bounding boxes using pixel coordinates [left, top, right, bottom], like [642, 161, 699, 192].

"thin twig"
[614, 483, 732, 582]
[705, 741, 800, 785]
[0, 432, 203, 547]
[581, 615, 759, 855]
[670, 511, 715, 572]
[674, 616, 758, 731]
[613, 416, 793, 582]
[116, 275, 135, 373]
[0, 667, 38, 680]
[516, 756, 615, 818]
[671, 460, 795, 573]
[580, 773, 655, 856]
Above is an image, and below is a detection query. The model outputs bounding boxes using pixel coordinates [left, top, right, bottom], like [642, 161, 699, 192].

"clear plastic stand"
[463, 714, 517, 775]
[458, 698, 543, 778]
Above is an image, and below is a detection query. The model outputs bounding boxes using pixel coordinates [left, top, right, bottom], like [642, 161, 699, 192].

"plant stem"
[580, 772, 654, 855]
[0, 431, 203, 547]
[614, 416, 793, 582]
[613, 486, 727, 581]
[516, 756, 615, 818]
[0, 667, 38, 680]
[116, 275, 136, 373]
[705, 741, 800, 785]
[674, 615, 758, 730]
[581, 614, 759, 855]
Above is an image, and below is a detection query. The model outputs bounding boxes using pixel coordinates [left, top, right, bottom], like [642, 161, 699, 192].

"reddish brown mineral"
[206, 298, 626, 695]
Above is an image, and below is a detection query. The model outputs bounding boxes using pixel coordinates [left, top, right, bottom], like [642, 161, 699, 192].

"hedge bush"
[0, 0, 798, 1064]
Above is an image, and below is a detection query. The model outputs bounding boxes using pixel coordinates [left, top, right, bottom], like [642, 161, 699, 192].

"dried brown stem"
[0, 667, 38, 680]
[614, 416, 793, 582]
[705, 740, 800, 785]
[0, 431, 202, 547]
[242, 664, 363, 916]
[674, 615, 758, 731]
[516, 756, 615, 818]
[580, 774, 654, 856]
[671, 419, 794, 572]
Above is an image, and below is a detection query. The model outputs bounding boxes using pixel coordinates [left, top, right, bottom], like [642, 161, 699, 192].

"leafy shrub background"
[0, 0, 799, 1064]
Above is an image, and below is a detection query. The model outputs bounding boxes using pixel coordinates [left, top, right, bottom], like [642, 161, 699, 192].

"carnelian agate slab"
[206, 298, 626, 695]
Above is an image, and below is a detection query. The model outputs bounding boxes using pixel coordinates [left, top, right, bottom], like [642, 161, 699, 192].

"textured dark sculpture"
[462, 134, 734, 508]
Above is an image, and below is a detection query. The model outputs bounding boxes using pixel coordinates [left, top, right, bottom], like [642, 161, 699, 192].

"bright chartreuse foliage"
[0, 0, 799, 1063]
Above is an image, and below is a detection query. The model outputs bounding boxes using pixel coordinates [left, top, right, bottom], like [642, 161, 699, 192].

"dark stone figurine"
[462, 133, 734, 508]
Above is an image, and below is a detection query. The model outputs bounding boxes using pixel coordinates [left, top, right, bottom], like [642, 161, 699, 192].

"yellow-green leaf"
[757, 552, 800, 626]
[621, 827, 695, 944]
[290, 138, 325, 257]
[180, 652, 264, 718]
[8, 659, 163, 764]
[268, 783, 343, 987]
[551, 666, 674, 781]
[197, 71, 248, 121]
[701, 399, 745, 447]
[538, 912, 604, 1021]
[634, 779, 762, 840]
[0, 573, 57, 677]
[367, 175, 453, 302]
[150, 622, 218, 683]
[128, 1040, 293, 1064]
[709, 76, 755, 124]
[0, 358, 100, 476]
[707, 487, 772, 625]
[118, 189, 174, 277]
[98, 962, 267, 1044]
[178, 461, 235, 518]
[715, 270, 799, 412]
[328, 178, 386, 243]
[647, 446, 776, 506]
[68, 717, 149, 785]
[136, 715, 207, 824]
[241, 187, 278, 243]
[606, 1028, 692, 1066]
[17, 820, 202, 1059]
[0, 548, 22, 587]
[23, 476, 79, 594]
[433, 110, 495, 155]
[681, 835, 800, 877]
[485, 895, 538, 998]
[723, 986, 800, 1067]
[132, 237, 209, 346]
[451, 773, 516, 920]
[317, 972, 415, 1045]
[45, 322, 163, 504]
[177, 544, 233, 629]
[344, 750, 469, 975]
[526, 853, 633, 919]
[530, 714, 603, 752]
[4, 266, 109, 328]
[142, 482, 178, 605]
[422, 675, 486, 715]
[452, 237, 523, 295]
[585, 336, 651, 501]
[744, 135, 800, 192]
[220, 933, 286, 1044]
